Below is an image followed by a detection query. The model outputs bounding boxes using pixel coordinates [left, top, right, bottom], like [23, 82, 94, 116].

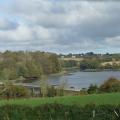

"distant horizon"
[0, 49, 120, 55]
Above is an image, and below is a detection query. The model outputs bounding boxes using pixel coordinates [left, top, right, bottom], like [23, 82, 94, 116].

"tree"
[62, 60, 78, 68]
[100, 77, 120, 92]
[0, 82, 30, 99]
[25, 60, 43, 77]
[87, 84, 98, 94]
[16, 62, 28, 77]
[0, 68, 17, 80]
[49, 54, 61, 73]
[40, 75, 48, 97]
[80, 60, 100, 70]
[0, 51, 61, 81]
[56, 81, 66, 96]
[47, 86, 57, 97]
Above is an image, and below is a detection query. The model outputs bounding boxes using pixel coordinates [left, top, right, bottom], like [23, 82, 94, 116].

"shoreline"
[80, 69, 120, 72]
[49, 70, 68, 76]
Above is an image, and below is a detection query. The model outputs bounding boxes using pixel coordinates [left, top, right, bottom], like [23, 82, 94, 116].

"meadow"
[0, 93, 120, 107]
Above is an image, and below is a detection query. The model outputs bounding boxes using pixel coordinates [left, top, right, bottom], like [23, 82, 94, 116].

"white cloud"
[105, 36, 120, 46]
[0, 0, 120, 53]
[0, 24, 32, 42]
[0, 18, 18, 30]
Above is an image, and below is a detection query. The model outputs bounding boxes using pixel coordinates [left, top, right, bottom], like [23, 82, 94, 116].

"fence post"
[49, 114, 53, 120]
[92, 110, 95, 119]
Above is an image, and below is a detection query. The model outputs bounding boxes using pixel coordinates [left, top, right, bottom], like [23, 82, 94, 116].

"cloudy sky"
[0, 0, 120, 53]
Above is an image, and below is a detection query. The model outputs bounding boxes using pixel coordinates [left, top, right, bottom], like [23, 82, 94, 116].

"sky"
[0, 0, 120, 54]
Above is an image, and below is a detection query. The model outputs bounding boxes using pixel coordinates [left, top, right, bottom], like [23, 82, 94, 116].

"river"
[29, 71, 120, 91]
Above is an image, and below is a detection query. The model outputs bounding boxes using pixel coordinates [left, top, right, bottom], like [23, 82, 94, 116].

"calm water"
[31, 71, 120, 91]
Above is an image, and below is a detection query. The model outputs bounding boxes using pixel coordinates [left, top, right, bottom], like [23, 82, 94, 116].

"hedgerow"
[0, 104, 119, 120]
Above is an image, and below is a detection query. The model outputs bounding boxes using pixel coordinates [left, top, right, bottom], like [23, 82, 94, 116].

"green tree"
[49, 54, 61, 73]
[0, 68, 17, 80]
[100, 77, 120, 93]
[40, 75, 48, 97]
[87, 84, 98, 94]
[80, 60, 100, 70]
[0, 82, 30, 99]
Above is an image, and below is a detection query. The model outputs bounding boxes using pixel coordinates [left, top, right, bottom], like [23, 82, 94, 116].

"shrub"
[0, 82, 30, 99]
[100, 77, 120, 93]
[0, 104, 119, 120]
[87, 84, 98, 94]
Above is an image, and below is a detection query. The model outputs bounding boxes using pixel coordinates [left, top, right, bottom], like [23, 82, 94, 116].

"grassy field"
[0, 93, 120, 107]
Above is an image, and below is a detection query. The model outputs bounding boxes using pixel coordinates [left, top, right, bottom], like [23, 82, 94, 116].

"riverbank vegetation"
[1, 51, 120, 82]
[0, 77, 120, 100]
[81, 77, 120, 94]
[60, 52, 120, 70]
[0, 51, 61, 81]
[0, 51, 120, 99]
[0, 82, 65, 99]
[80, 59, 120, 71]
[0, 82, 30, 99]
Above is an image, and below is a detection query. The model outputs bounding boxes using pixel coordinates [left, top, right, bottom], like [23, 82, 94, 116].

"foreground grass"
[0, 93, 120, 107]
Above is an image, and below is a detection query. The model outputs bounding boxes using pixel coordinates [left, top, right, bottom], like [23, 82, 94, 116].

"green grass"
[0, 93, 120, 107]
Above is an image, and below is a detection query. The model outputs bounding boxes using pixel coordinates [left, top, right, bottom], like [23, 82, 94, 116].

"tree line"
[0, 51, 61, 81]
[80, 59, 120, 70]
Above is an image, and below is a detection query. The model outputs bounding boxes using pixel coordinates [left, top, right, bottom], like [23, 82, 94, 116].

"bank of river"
[28, 71, 120, 91]
[80, 69, 120, 72]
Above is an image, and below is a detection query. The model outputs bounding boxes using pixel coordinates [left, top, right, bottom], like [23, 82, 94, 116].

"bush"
[0, 104, 119, 120]
[100, 77, 120, 93]
[0, 82, 30, 99]
[87, 84, 98, 94]
[47, 86, 57, 97]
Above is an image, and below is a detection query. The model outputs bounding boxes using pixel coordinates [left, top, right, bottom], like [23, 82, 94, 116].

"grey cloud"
[0, 0, 120, 53]
[0, 18, 18, 30]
